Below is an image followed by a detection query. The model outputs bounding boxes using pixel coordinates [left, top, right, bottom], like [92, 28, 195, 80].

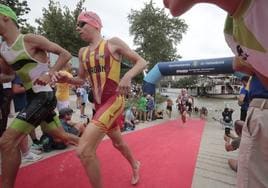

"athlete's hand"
[51, 71, 70, 83]
[33, 73, 51, 86]
[118, 75, 131, 96]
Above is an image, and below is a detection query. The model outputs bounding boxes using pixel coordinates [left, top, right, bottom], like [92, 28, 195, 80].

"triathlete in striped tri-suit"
[54, 11, 148, 188]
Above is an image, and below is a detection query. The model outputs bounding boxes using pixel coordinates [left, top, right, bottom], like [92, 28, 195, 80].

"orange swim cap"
[77, 11, 102, 30]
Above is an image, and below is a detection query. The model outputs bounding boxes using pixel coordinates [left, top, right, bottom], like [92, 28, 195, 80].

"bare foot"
[131, 161, 140, 185]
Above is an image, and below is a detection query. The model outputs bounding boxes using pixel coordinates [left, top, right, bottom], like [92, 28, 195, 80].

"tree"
[0, 0, 35, 33]
[174, 76, 198, 88]
[36, 0, 87, 56]
[128, 1, 188, 70]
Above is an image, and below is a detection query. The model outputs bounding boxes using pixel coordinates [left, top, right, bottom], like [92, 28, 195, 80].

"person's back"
[238, 76, 250, 121]
[222, 108, 233, 123]
[221, 107, 234, 137]
[235, 74, 268, 187]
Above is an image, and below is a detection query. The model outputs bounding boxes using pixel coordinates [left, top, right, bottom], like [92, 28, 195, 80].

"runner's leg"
[0, 128, 27, 188]
[76, 124, 105, 188]
[107, 127, 140, 185]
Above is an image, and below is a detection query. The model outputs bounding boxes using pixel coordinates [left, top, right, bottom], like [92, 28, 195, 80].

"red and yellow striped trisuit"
[82, 40, 125, 132]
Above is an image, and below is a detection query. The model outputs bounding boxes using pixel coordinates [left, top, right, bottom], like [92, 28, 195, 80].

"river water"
[162, 92, 241, 122]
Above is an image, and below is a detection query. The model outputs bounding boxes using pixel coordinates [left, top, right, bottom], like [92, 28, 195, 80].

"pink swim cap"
[77, 11, 102, 30]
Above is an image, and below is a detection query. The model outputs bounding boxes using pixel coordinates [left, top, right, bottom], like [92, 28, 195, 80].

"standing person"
[75, 85, 82, 109]
[55, 62, 73, 111]
[54, 11, 147, 188]
[222, 107, 234, 137]
[146, 94, 155, 121]
[166, 98, 173, 119]
[238, 76, 250, 121]
[87, 84, 96, 117]
[137, 93, 147, 122]
[0, 5, 79, 188]
[79, 84, 88, 118]
[186, 95, 194, 117]
[163, 1, 268, 187]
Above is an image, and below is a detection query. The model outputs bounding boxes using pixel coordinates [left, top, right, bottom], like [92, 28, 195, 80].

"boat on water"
[205, 84, 240, 99]
[202, 75, 241, 99]
[156, 75, 242, 99]
[185, 75, 242, 99]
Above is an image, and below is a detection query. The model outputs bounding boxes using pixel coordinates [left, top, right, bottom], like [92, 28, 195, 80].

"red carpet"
[2, 119, 205, 188]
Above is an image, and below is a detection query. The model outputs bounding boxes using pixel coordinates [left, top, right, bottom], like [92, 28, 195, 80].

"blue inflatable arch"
[142, 57, 241, 95]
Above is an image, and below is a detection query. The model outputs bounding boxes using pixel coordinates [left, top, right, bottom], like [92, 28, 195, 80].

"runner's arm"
[55, 48, 86, 86]
[109, 37, 148, 95]
[110, 37, 148, 79]
[25, 34, 71, 74]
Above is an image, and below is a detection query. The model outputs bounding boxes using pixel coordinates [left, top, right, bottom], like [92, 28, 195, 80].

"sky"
[25, 0, 233, 61]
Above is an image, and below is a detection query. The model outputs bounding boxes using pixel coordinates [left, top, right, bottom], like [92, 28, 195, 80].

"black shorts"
[179, 104, 187, 114]
[16, 90, 57, 127]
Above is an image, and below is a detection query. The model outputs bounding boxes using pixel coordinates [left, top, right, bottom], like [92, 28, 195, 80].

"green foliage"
[174, 76, 198, 88]
[36, 0, 87, 56]
[159, 76, 198, 88]
[128, 0, 188, 69]
[120, 57, 144, 84]
[20, 23, 36, 34]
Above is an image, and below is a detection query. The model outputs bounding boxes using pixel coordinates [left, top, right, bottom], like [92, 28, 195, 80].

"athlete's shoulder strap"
[14, 34, 24, 46]
[81, 47, 90, 71]
[82, 47, 90, 63]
